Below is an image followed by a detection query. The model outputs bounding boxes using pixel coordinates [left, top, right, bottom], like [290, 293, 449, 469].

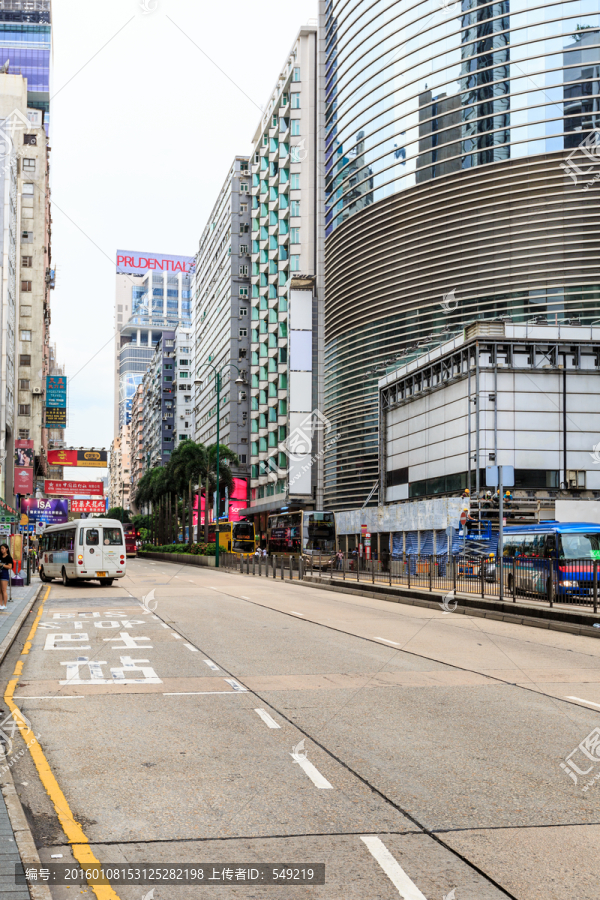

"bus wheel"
[99, 578, 114, 586]
[61, 568, 71, 586]
[39, 567, 48, 583]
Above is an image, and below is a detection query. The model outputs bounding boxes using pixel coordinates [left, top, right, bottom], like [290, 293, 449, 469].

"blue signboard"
[46, 376, 67, 408]
[21, 498, 68, 525]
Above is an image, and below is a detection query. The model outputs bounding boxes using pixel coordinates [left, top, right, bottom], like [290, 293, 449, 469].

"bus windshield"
[232, 522, 254, 550]
[305, 513, 336, 553]
[559, 533, 600, 559]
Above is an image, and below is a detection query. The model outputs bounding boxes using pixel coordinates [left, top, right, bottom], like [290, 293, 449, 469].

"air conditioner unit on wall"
[32, 387, 42, 394]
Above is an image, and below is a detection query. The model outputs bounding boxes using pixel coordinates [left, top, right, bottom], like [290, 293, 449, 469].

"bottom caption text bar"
[16, 864, 326, 885]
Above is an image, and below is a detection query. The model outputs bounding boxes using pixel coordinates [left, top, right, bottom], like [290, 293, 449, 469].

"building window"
[291, 120, 300, 137]
[18, 429, 29, 439]
[240, 182, 249, 193]
[292, 67, 301, 82]
[291, 173, 300, 190]
[21, 281, 32, 292]
[272, 115, 277, 127]
[240, 161, 249, 173]
[19, 379, 30, 390]
[240, 454, 247, 464]
[19, 354, 31, 366]
[24, 134, 36, 145]
[22, 256, 32, 267]
[291, 93, 300, 109]
[239, 307, 247, 317]
[22, 231, 33, 243]
[20, 329, 32, 341]
[240, 223, 249, 233]
[290, 200, 301, 217]
[20, 305, 32, 316]
[240, 203, 248, 213]
[262, 135, 268, 147]
[239, 264, 248, 276]
[23, 158, 35, 170]
[290, 255, 300, 271]
[18, 404, 31, 416]
[239, 327, 247, 338]
[22, 183, 34, 195]
[290, 227, 300, 243]
[239, 287, 249, 297]
[240, 244, 248, 255]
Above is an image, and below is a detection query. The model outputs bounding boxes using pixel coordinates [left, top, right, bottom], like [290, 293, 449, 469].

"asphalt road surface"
[2, 557, 600, 900]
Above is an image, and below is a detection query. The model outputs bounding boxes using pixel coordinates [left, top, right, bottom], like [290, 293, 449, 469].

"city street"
[2, 557, 600, 900]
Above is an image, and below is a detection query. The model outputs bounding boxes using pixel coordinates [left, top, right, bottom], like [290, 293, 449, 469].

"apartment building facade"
[192, 156, 251, 487]
[0, 73, 52, 503]
[248, 25, 324, 533]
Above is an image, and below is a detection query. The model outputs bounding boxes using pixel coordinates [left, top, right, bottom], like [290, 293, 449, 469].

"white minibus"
[38, 519, 126, 586]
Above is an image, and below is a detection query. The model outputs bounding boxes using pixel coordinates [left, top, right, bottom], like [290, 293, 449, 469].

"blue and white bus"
[502, 522, 600, 600]
[39, 519, 126, 586]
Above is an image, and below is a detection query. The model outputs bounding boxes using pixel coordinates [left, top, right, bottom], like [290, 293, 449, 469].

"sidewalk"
[0, 576, 42, 899]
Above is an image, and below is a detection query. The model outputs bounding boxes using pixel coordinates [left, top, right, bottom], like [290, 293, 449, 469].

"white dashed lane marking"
[184, 644, 198, 652]
[567, 696, 600, 709]
[290, 751, 333, 790]
[204, 659, 220, 671]
[360, 836, 428, 900]
[254, 708, 281, 729]
[375, 637, 400, 646]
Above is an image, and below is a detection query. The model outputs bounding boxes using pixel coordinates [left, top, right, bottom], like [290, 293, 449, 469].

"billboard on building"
[47, 450, 108, 468]
[46, 375, 67, 408]
[14, 467, 33, 494]
[21, 498, 68, 525]
[70, 499, 105, 513]
[15, 439, 34, 468]
[45, 407, 67, 427]
[116, 250, 195, 276]
[45, 480, 104, 497]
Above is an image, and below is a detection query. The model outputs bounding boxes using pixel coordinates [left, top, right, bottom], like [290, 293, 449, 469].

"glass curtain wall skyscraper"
[0, 1, 51, 130]
[322, 0, 600, 510]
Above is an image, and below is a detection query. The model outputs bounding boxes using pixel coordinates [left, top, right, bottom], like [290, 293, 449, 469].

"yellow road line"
[3, 585, 122, 900]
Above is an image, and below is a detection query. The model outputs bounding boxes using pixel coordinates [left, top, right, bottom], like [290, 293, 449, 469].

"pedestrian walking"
[336, 549, 344, 570]
[0, 543, 13, 611]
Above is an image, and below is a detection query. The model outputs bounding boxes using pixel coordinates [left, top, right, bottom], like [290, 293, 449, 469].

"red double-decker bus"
[123, 524, 138, 557]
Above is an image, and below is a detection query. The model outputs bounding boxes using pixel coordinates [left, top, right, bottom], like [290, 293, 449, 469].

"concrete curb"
[298, 576, 600, 638]
[0, 582, 52, 900]
[0, 582, 44, 667]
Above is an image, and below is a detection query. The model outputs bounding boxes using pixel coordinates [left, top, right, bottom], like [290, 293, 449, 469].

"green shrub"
[140, 542, 216, 556]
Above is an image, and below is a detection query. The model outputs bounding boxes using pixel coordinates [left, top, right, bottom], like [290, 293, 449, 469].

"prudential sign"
[116, 250, 195, 276]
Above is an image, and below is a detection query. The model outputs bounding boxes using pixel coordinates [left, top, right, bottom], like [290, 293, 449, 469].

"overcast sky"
[51, 0, 317, 481]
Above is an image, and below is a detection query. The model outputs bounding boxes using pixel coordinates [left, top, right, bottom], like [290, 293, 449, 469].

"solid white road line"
[204, 659, 220, 671]
[360, 836, 428, 900]
[290, 752, 333, 789]
[163, 691, 247, 696]
[184, 644, 198, 652]
[13, 695, 85, 700]
[224, 678, 247, 692]
[375, 637, 401, 645]
[254, 708, 281, 729]
[567, 696, 600, 709]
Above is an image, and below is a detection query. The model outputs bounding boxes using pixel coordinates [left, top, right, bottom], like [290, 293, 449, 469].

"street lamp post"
[196, 362, 246, 568]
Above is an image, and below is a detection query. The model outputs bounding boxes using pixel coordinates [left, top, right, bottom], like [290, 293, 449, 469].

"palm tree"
[203, 443, 239, 543]
[171, 440, 208, 549]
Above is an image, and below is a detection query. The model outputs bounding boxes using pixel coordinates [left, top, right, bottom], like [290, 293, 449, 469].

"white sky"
[50, 0, 317, 481]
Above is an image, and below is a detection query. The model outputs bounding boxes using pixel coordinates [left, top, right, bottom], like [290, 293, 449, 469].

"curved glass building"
[322, 0, 600, 509]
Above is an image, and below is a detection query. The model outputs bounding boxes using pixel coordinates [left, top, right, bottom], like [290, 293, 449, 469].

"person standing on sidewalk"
[0, 543, 13, 610]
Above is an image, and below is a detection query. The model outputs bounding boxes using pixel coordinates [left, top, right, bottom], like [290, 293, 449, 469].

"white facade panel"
[290, 371, 312, 413]
[289, 289, 312, 330]
[290, 331, 312, 371]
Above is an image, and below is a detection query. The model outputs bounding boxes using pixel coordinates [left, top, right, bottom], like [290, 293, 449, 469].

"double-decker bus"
[38, 519, 126, 586]
[267, 511, 336, 561]
[206, 520, 256, 556]
[123, 524, 138, 557]
[502, 522, 600, 599]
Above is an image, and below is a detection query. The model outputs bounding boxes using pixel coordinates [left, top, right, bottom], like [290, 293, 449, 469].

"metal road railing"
[219, 551, 600, 613]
